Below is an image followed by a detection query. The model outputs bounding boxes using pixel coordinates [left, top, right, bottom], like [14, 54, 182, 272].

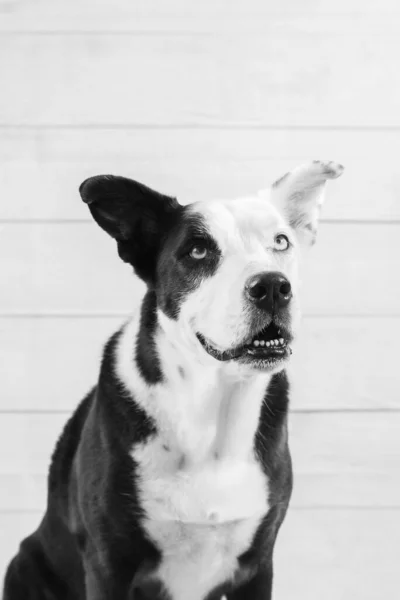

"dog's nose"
[245, 272, 292, 311]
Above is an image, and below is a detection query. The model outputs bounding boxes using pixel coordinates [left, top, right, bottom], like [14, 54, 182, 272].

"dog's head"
[80, 161, 343, 374]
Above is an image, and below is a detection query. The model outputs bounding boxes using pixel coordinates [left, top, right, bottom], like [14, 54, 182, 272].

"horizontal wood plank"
[1, 0, 400, 32]
[0, 223, 397, 316]
[2, 30, 400, 127]
[0, 509, 399, 599]
[0, 316, 397, 411]
[1, 128, 398, 222]
[0, 223, 145, 314]
[0, 317, 118, 411]
[273, 509, 400, 599]
[0, 413, 398, 510]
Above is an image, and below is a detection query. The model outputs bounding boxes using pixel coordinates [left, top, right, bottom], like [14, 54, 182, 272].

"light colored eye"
[274, 234, 290, 251]
[190, 245, 208, 260]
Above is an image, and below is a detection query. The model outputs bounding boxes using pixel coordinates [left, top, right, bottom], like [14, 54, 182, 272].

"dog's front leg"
[85, 570, 129, 600]
[84, 558, 127, 600]
[227, 563, 273, 600]
[85, 570, 106, 600]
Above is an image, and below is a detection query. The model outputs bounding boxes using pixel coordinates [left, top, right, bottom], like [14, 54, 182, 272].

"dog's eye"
[189, 245, 208, 260]
[274, 234, 290, 251]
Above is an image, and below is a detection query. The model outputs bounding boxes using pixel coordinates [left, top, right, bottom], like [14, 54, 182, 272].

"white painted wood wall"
[0, 1, 399, 597]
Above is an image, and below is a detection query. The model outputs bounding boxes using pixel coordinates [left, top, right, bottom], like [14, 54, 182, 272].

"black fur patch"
[79, 175, 181, 285]
[130, 562, 172, 600]
[156, 210, 221, 319]
[135, 291, 163, 384]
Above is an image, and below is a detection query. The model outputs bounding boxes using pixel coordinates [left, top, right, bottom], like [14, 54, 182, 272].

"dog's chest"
[132, 436, 269, 600]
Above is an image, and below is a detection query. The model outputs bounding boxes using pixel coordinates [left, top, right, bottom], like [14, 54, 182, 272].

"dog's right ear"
[79, 175, 180, 285]
[269, 160, 344, 246]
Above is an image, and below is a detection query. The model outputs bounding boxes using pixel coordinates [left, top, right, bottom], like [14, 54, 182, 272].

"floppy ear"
[269, 160, 344, 246]
[79, 175, 180, 284]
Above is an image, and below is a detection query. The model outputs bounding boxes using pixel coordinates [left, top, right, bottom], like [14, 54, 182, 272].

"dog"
[3, 160, 343, 600]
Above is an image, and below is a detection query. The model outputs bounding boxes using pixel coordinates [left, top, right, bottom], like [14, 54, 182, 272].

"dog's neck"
[115, 292, 272, 463]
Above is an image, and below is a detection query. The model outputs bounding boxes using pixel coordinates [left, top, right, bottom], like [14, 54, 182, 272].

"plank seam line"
[0, 313, 397, 319]
[2, 124, 400, 132]
[1, 219, 398, 225]
[1, 31, 210, 37]
[0, 408, 399, 415]
[0, 26, 399, 36]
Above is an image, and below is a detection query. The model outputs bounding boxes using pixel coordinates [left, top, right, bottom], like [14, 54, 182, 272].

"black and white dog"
[3, 160, 343, 600]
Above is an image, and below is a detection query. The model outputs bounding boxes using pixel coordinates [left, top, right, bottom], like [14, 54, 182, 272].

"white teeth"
[251, 338, 287, 348]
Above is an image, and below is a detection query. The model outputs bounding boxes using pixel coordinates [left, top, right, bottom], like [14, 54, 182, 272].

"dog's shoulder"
[48, 387, 95, 497]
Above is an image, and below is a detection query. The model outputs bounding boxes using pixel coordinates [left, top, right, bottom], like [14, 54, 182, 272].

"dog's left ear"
[269, 160, 344, 245]
[79, 175, 180, 284]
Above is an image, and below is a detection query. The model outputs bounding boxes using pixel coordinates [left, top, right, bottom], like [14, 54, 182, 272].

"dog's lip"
[196, 322, 293, 363]
[196, 332, 243, 362]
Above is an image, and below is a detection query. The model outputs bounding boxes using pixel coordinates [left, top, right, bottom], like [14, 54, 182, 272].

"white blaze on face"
[178, 197, 301, 351]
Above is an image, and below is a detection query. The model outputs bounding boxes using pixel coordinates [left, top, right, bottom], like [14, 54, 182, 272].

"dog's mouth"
[196, 322, 292, 368]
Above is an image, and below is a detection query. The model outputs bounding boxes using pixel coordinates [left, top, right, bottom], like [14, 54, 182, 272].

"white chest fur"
[132, 440, 268, 600]
[143, 515, 262, 600]
[116, 317, 271, 600]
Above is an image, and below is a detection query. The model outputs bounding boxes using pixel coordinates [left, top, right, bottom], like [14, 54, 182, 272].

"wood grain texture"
[0, 510, 399, 599]
[0, 222, 397, 316]
[0, 316, 397, 412]
[2, 29, 400, 127]
[0, 412, 398, 510]
[1, 128, 397, 222]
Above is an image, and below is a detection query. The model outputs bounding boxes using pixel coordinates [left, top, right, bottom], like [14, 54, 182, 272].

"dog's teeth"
[260, 340, 265, 346]
[279, 338, 284, 345]
[254, 340, 260, 347]
[265, 341, 270, 347]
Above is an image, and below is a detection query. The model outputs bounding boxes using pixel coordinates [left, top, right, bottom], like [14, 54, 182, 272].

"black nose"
[246, 272, 292, 311]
